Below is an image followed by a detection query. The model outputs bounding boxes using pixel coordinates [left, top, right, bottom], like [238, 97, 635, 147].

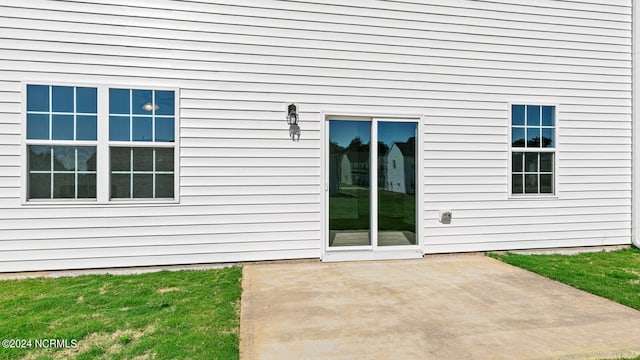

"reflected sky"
[378, 121, 417, 147]
[330, 120, 370, 147]
[330, 120, 417, 148]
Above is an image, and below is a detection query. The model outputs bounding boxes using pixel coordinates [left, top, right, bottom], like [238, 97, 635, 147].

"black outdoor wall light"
[287, 103, 301, 142]
[287, 103, 299, 125]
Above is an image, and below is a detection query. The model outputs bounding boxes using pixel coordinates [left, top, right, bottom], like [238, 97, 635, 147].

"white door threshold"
[321, 249, 423, 262]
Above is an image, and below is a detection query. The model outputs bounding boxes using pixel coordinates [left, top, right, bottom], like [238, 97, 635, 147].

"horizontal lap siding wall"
[420, 1, 633, 253]
[0, 0, 632, 271]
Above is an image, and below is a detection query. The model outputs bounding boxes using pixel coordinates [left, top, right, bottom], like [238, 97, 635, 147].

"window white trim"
[21, 82, 180, 206]
[96, 83, 110, 203]
[507, 102, 559, 199]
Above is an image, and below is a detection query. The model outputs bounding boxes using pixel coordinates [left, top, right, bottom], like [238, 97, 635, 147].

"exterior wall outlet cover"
[439, 210, 452, 224]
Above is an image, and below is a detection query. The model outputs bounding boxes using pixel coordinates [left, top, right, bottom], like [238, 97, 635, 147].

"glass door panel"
[328, 120, 371, 247]
[377, 121, 417, 246]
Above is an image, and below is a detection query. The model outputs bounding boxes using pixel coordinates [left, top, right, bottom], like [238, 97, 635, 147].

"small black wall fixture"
[287, 103, 301, 142]
[287, 103, 298, 125]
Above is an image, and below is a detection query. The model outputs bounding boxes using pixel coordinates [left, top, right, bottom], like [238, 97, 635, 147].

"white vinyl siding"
[0, 0, 632, 271]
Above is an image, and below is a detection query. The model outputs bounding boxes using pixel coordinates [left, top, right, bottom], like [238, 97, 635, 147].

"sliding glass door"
[328, 118, 418, 249]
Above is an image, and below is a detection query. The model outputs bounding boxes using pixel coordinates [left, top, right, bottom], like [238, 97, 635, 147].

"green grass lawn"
[0, 266, 242, 360]
[490, 247, 640, 312]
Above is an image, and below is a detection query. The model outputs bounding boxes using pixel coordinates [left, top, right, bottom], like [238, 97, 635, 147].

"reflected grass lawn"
[329, 184, 415, 232]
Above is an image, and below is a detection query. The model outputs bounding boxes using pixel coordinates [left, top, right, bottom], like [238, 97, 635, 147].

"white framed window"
[25, 85, 98, 199]
[510, 104, 556, 195]
[23, 83, 178, 204]
[108, 88, 175, 199]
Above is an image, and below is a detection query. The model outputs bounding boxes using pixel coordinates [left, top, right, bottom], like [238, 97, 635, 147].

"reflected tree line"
[512, 136, 553, 148]
[29, 146, 97, 172]
[330, 136, 417, 196]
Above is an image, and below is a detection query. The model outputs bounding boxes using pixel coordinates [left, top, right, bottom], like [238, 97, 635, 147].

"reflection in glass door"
[377, 121, 417, 246]
[328, 120, 371, 247]
[328, 119, 418, 249]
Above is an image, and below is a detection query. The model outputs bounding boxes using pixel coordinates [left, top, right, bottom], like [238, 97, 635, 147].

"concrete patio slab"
[240, 254, 640, 360]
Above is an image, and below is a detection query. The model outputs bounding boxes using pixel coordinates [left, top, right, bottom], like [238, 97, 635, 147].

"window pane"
[155, 91, 175, 115]
[540, 153, 553, 172]
[76, 115, 97, 141]
[109, 116, 130, 141]
[328, 120, 371, 246]
[540, 174, 553, 193]
[155, 117, 174, 142]
[525, 152, 538, 172]
[512, 127, 525, 147]
[512, 174, 523, 194]
[525, 174, 538, 193]
[512, 105, 525, 126]
[52, 86, 74, 112]
[133, 174, 153, 198]
[29, 146, 51, 171]
[27, 114, 50, 140]
[53, 173, 75, 198]
[512, 152, 523, 172]
[76, 87, 97, 113]
[542, 106, 555, 126]
[110, 147, 131, 172]
[133, 147, 153, 171]
[156, 174, 174, 198]
[132, 117, 152, 141]
[29, 173, 51, 199]
[27, 85, 49, 112]
[52, 114, 74, 140]
[53, 146, 76, 171]
[111, 173, 131, 198]
[77, 147, 97, 171]
[542, 128, 554, 148]
[132, 90, 153, 115]
[77, 174, 96, 198]
[109, 88, 130, 114]
[527, 127, 540, 147]
[526, 105, 540, 126]
[155, 148, 174, 172]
